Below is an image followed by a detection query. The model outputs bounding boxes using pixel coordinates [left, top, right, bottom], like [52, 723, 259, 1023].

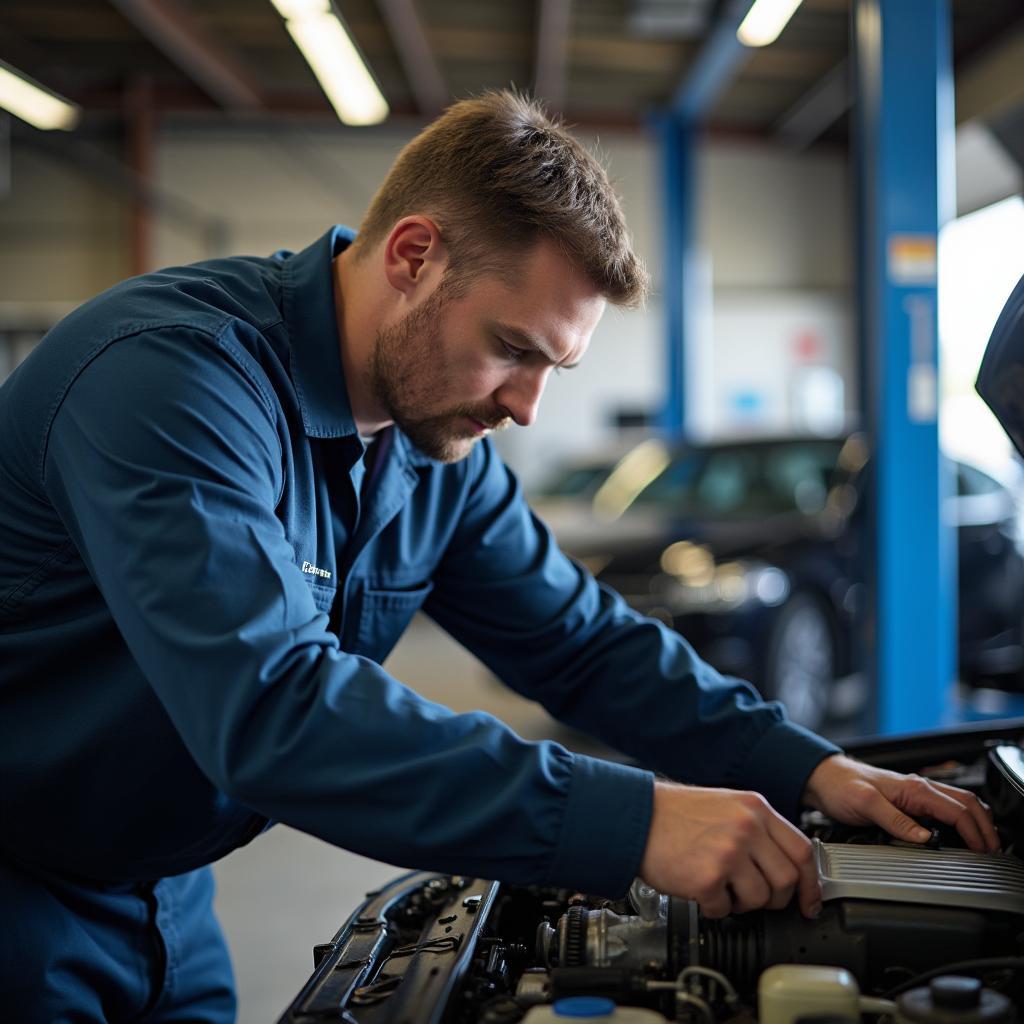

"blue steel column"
[657, 113, 696, 435]
[853, 0, 957, 733]
[660, 0, 756, 437]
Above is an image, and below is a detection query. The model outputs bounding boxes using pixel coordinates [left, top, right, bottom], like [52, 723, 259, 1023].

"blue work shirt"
[0, 227, 838, 895]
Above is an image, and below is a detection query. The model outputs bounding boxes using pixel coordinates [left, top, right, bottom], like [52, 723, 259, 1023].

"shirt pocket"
[304, 579, 337, 616]
[354, 581, 434, 663]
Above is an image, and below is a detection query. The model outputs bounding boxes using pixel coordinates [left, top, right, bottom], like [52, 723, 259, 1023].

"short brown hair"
[352, 90, 648, 307]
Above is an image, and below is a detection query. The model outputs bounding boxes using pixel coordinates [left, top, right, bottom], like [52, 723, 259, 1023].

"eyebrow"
[492, 321, 581, 369]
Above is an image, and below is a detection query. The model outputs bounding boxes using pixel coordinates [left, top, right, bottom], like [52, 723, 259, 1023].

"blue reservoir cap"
[553, 996, 617, 1017]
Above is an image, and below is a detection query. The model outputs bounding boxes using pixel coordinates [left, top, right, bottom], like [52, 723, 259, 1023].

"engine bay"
[278, 721, 1024, 1023]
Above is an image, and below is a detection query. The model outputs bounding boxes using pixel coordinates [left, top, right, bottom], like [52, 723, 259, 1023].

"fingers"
[642, 785, 822, 919]
[930, 780, 1001, 853]
[749, 838, 799, 911]
[888, 774, 993, 852]
[763, 812, 820, 917]
[697, 885, 733, 919]
[853, 774, 995, 853]
[727, 862, 772, 914]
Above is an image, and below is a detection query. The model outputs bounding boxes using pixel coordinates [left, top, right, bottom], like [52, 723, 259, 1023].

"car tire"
[762, 592, 835, 731]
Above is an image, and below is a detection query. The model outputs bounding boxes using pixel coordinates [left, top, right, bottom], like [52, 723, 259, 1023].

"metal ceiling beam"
[774, 57, 850, 149]
[106, 0, 262, 111]
[672, 0, 755, 123]
[375, 0, 447, 116]
[534, 0, 572, 111]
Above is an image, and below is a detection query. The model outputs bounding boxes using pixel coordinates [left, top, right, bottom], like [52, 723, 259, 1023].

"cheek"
[454, 358, 503, 399]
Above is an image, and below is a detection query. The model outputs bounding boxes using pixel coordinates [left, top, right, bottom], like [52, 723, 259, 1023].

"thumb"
[852, 781, 933, 843]
[884, 806, 932, 844]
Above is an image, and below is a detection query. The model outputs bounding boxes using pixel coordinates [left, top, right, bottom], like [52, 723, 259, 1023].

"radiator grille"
[814, 840, 1024, 914]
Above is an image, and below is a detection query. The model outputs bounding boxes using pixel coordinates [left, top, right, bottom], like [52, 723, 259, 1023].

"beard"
[368, 284, 510, 462]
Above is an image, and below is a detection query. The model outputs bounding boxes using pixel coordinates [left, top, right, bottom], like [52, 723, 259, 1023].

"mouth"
[466, 417, 492, 435]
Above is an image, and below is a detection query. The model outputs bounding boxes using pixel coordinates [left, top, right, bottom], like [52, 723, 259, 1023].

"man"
[0, 91, 996, 1022]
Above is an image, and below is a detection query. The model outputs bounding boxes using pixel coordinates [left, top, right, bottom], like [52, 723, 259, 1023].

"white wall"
[0, 147, 128, 303]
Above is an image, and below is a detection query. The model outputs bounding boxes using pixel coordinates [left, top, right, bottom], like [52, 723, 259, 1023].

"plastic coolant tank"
[522, 998, 668, 1022]
[758, 965, 860, 1024]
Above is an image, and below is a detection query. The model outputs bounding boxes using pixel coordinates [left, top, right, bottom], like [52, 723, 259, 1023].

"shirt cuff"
[545, 754, 654, 898]
[743, 720, 841, 821]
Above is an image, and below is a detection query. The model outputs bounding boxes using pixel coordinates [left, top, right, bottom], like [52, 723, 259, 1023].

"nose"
[494, 366, 549, 427]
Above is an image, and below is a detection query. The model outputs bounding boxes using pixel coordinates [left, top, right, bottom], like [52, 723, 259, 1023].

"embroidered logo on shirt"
[301, 561, 332, 580]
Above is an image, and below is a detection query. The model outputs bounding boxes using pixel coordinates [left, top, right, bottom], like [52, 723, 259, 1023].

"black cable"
[882, 957, 1024, 999]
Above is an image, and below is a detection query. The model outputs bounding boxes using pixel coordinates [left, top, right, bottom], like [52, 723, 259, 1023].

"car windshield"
[534, 463, 616, 499]
[632, 440, 845, 518]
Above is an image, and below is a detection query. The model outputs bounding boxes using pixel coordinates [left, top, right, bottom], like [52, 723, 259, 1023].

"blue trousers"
[1, 855, 236, 1023]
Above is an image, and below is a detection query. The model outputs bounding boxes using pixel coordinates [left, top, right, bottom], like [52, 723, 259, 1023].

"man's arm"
[426, 440, 839, 817]
[426, 443, 999, 914]
[41, 325, 653, 895]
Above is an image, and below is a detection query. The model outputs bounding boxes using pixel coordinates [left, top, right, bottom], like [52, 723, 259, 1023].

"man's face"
[369, 240, 606, 462]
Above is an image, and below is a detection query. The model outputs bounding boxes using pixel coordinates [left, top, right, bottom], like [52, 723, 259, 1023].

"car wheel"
[762, 593, 835, 731]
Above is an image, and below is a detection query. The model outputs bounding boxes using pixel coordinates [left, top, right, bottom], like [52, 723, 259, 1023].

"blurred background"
[2, 0, 1024, 1017]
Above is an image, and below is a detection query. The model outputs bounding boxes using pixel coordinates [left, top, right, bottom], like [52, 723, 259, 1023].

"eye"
[497, 337, 526, 362]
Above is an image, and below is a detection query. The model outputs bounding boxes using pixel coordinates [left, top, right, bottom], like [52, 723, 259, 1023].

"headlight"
[653, 559, 790, 614]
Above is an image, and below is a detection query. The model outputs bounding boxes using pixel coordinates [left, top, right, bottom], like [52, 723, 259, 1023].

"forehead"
[458, 240, 606, 360]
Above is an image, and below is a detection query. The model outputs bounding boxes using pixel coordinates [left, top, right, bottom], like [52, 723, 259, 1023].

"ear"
[382, 216, 447, 300]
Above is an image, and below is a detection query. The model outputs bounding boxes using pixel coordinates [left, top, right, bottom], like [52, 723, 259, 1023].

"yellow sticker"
[888, 234, 937, 285]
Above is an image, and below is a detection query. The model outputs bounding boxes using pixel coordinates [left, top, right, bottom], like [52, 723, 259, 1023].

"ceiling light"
[0, 60, 79, 131]
[270, 1, 388, 126]
[736, 0, 804, 47]
[269, 0, 329, 16]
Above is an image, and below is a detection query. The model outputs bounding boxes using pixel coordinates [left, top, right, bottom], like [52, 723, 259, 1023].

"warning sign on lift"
[887, 234, 937, 286]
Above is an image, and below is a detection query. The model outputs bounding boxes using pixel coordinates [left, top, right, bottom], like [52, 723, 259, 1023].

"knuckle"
[733, 812, 759, 842]
[695, 880, 723, 906]
[696, 865, 727, 892]
[778, 866, 800, 890]
[890, 810, 914, 834]
[737, 791, 768, 813]
[791, 841, 815, 867]
[717, 845, 740, 873]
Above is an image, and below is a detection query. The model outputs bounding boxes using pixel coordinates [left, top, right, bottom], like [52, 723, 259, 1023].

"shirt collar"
[279, 225, 444, 468]
[281, 225, 359, 440]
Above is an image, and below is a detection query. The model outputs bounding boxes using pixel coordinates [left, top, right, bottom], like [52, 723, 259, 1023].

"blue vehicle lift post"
[853, 0, 957, 733]
[660, 0, 756, 437]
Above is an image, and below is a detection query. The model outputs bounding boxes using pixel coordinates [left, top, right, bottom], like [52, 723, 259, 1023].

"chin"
[408, 433, 479, 464]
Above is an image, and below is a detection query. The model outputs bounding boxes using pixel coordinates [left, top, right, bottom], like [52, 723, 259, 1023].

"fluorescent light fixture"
[0, 60, 80, 131]
[270, 1, 389, 126]
[737, 0, 804, 47]
[269, 0, 329, 17]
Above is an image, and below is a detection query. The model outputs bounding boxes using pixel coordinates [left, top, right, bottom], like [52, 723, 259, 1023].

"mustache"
[455, 405, 511, 431]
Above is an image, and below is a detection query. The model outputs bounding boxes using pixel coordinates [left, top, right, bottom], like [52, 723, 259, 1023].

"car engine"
[278, 722, 1024, 1024]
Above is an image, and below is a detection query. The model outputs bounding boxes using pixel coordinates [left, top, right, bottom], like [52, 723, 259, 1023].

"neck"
[333, 246, 394, 437]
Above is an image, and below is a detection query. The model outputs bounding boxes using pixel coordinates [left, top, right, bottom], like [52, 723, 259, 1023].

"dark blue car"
[535, 435, 1024, 731]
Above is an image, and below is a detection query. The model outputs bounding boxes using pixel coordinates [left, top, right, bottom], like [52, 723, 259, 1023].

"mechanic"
[0, 91, 998, 1023]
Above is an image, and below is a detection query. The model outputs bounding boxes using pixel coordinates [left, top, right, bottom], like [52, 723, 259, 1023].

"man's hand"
[640, 781, 821, 920]
[803, 754, 1000, 853]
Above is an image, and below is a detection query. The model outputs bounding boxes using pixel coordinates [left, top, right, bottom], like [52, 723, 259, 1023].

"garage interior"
[3, 0, 1024, 1019]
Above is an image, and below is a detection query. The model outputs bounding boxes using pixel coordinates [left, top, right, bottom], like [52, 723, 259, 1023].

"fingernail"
[912, 827, 931, 842]
[809, 902, 822, 919]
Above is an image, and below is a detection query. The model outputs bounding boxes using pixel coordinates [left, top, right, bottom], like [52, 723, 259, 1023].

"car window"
[534, 464, 615, 499]
[957, 463, 1004, 498]
[633, 440, 843, 518]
